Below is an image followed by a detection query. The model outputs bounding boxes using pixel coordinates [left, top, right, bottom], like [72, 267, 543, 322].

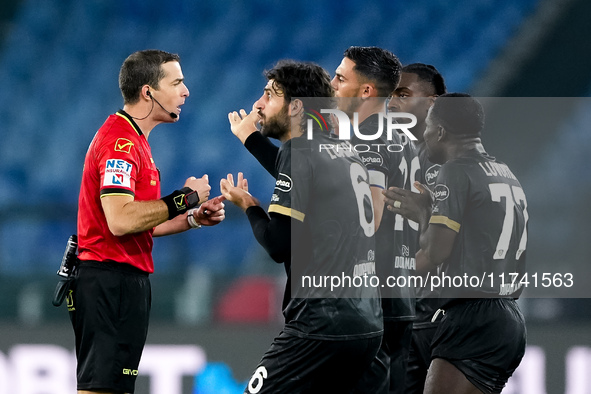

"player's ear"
[361, 83, 377, 98]
[438, 125, 446, 141]
[290, 99, 304, 116]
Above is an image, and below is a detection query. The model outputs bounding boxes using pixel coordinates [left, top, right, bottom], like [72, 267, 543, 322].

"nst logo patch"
[433, 184, 450, 201]
[275, 173, 292, 192]
[103, 159, 133, 188]
[425, 164, 441, 186]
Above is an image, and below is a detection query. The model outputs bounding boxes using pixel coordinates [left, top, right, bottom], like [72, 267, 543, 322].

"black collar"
[116, 109, 144, 137]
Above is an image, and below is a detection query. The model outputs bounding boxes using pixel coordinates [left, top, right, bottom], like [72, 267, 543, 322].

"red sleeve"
[97, 132, 142, 198]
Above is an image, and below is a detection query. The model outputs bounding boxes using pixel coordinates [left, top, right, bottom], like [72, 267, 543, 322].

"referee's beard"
[260, 104, 290, 141]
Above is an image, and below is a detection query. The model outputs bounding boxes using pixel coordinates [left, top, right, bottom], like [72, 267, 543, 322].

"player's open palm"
[228, 109, 259, 144]
[220, 172, 255, 211]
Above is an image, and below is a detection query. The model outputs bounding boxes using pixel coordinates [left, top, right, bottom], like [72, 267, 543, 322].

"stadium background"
[0, 0, 590, 393]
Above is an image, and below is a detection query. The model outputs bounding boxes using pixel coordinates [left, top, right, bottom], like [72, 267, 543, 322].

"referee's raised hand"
[184, 174, 211, 204]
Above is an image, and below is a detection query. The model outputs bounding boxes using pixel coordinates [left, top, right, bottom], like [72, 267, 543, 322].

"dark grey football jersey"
[352, 114, 416, 321]
[413, 143, 443, 327]
[270, 133, 383, 340]
[430, 150, 529, 300]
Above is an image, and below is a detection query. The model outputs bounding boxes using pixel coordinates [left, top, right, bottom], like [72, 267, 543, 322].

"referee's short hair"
[119, 49, 180, 105]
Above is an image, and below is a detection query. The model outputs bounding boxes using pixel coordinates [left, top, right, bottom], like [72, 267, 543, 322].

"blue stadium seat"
[0, 0, 542, 274]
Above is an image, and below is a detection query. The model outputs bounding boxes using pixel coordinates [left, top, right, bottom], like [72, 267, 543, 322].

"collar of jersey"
[116, 110, 144, 137]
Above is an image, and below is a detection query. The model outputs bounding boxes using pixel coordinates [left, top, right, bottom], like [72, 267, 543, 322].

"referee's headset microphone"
[146, 90, 178, 119]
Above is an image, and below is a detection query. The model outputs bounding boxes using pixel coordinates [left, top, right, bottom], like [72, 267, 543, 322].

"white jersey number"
[489, 183, 529, 260]
[350, 162, 375, 237]
[248, 366, 268, 394]
[394, 155, 421, 232]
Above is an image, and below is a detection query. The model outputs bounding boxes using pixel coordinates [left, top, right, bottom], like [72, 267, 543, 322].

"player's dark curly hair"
[430, 93, 485, 135]
[402, 63, 447, 96]
[265, 60, 334, 102]
[265, 60, 335, 131]
[119, 49, 180, 105]
[344, 46, 402, 97]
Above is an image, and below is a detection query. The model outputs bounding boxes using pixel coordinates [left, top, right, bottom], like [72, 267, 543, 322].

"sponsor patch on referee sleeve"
[103, 158, 133, 188]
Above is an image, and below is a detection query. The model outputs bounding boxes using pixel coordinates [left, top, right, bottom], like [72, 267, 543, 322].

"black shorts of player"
[244, 330, 381, 394]
[354, 321, 413, 394]
[68, 260, 151, 393]
[430, 298, 526, 394]
[385, 321, 413, 394]
[404, 324, 438, 394]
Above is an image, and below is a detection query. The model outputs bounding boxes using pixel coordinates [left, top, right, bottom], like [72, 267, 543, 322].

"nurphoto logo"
[306, 109, 418, 142]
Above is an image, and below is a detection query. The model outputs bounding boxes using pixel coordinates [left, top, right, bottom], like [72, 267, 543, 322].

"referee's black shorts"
[68, 260, 151, 393]
[430, 298, 526, 394]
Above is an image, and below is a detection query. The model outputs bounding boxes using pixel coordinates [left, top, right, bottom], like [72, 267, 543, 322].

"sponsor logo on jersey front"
[103, 159, 132, 188]
[275, 173, 292, 192]
[425, 164, 440, 186]
[359, 151, 384, 167]
[394, 256, 416, 270]
[433, 184, 450, 201]
[114, 138, 134, 153]
[402, 245, 409, 257]
[353, 261, 376, 277]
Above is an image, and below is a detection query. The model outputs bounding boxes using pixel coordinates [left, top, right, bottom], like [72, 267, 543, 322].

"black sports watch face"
[184, 190, 199, 207]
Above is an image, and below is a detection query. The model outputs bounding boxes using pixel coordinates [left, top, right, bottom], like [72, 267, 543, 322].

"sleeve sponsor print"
[103, 158, 133, 188]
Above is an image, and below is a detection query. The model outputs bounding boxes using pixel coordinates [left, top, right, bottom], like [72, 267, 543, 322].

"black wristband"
[161, 187, 199, 219]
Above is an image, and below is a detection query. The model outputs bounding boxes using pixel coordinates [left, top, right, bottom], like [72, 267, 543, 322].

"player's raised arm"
[228, 108, 259, 144]
[229, 105, 280, 177]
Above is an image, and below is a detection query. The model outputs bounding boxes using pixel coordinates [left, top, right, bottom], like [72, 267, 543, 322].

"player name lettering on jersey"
[479, 161, 517, 180]
[353, 261, 376, 277]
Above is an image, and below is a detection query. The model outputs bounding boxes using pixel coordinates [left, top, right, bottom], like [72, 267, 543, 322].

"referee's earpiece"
[144, 87, 178, 119]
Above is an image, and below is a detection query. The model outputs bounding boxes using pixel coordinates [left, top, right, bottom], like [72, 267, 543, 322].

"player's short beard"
[260, 104, 290, 140]
[339, 97, 363, 117]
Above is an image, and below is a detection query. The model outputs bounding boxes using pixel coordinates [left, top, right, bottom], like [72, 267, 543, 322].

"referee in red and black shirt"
[71, 49, 225, 394]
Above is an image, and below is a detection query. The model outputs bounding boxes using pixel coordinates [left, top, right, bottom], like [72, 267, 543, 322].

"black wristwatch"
[162, 187, 200, 219]
[182, 187, 199, 208]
